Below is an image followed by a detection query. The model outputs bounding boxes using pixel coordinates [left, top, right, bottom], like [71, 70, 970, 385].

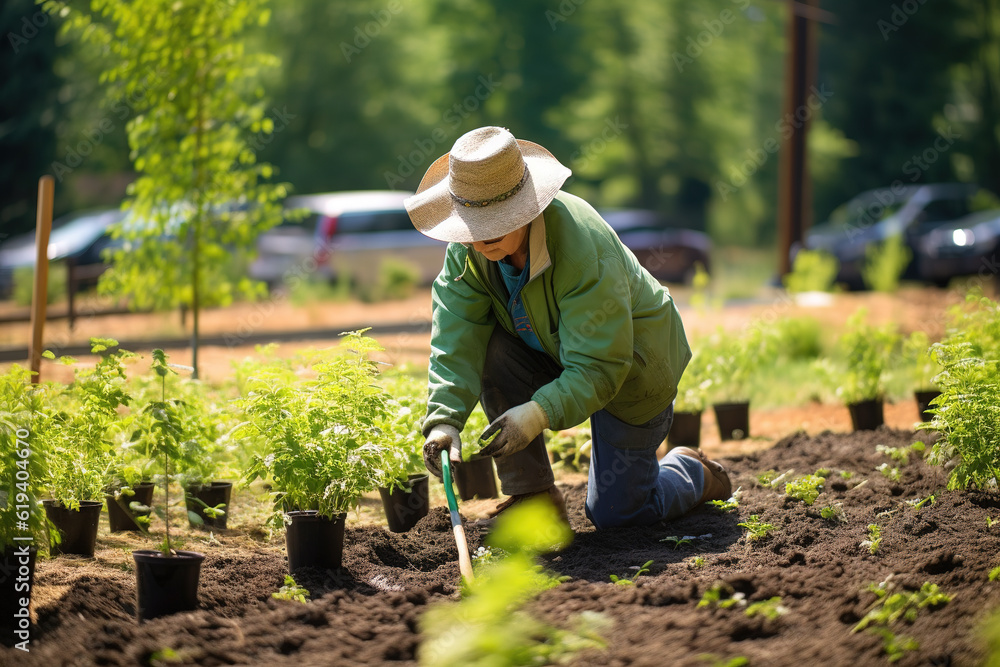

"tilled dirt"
[5, 428, 1000, 666]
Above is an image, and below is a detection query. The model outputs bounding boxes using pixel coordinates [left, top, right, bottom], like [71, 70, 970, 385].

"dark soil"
[5, 428, 1000, 666]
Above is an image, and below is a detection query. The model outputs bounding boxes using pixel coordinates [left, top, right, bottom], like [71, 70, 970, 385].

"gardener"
[405, 126, 731, 529]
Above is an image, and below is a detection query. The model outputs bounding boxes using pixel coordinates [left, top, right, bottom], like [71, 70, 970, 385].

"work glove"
[478, 401, 549, 459]
[423, 424, 462, 480]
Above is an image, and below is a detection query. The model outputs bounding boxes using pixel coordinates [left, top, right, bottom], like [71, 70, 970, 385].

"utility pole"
[776, 1, 836, 276]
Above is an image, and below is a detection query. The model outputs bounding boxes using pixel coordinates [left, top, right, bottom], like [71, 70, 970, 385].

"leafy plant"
[272, 575, 310, 603]
[989, 566, 1000, 582]
[675, 345, 713, 413]
[835, 309, 899, 404]
[862, 233, 912, 293]
[48, 338, 135, 510]
[783, 249, 839, 294]
[902, 330, 939, 391]
[50, 0, 287, 378]
[698, 582, 746, 609]
[738, 515, 776, 542]
[239, 331, 396, 528]
[820, 504, 846, 522]
[610, 559, 653, 585]
[862, 524, 882, 555]
[745, 597, 788, 620]
[785, 474, 825, 505]
[906, 494, 935, 510]
[876, 463, 901, 482]
[988, 516, 998, 528]
[660, 536, 693, 550]
[378, 370, 429, 489]
[919, 293, 1000, 490]
[703, 327, 769, 403]
[688, 556, 706, 569]
[419, 498, 604, 666]
[0, 366, 56, 549]
[545, 424, 592, 472]
[853, 580, 950, 632]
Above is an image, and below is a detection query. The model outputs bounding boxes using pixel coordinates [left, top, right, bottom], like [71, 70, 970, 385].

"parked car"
[599, 209, 712, 283]
[0, 208, 126, 298]
[792, 183, 999, 289]
[249, 190, 448, 288]
[917, 208, 1000, 287]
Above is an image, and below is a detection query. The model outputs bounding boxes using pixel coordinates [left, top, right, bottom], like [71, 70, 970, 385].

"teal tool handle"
[441, 450, 460, 515]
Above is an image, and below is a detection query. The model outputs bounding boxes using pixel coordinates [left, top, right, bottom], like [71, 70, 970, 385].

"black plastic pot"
[915, 389, 941, 423]
[185, 482, 232, 530]
[378, 474, 429, 533]
[285, 511, 346, 573]
[0, 545, 36, 647]
[667, 410, 703, 448]
[106, 482, 155, 533]
[848, 398, 885, 431]
[713, 402, 750, 441]
[453, 456, 499, 500]
[43, 500, 102, 557]
[133, 550, 205, 622]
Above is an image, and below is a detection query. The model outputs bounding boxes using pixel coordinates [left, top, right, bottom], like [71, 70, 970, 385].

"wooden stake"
[29, 176, 54, 383]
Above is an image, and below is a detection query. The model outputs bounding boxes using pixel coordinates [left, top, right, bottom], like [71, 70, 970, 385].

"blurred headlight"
[951, 228, 975, 246]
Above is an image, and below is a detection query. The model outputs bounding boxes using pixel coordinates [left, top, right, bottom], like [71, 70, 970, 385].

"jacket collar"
[525, 212, 551, 281]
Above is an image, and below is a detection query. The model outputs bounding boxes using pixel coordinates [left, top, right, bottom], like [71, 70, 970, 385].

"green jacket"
[423, 191, 691, 434]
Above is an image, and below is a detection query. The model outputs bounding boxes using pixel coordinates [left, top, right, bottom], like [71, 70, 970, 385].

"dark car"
[917, 208, 1000, 287]
[599, 209, 712, 283]
[793, 183, 998, 289]
[249, 190, 447, 288]
[0, 208, 126, 297]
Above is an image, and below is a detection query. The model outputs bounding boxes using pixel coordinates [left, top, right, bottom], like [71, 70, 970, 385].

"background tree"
[45, 0, 286, 377]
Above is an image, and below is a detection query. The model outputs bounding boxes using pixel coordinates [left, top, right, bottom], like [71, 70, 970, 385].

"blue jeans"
[480, 327, 705, 529]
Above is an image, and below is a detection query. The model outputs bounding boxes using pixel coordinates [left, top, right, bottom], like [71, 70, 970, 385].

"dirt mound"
[5, 428, 999, 666]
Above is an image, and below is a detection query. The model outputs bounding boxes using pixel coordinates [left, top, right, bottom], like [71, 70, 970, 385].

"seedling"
[840, 470, 855, 480]
[609, 559, 653, 586]
[708, 488, 741, 512]
[862, 524, 882, 554]
[820, 503, 846, 522]
[814, 467, 832, 478]
[989, 566, 1000, 582]
[186, 496, 227, 526]
[738, 515, 776, 542]
[785, 474, 825, 505]
[868, 627, 919, 663]
[688, 556, 706, 569]
[697, 657, 749, 667]
[272, 575, 310, 603]
[757, 469, 794, 489]
[876, 463, 901, 482]
[853, 580, 951, 633]
[905, 494, 935, 510]
[698, 582, 745, 609]
[745, 597, 788, 620]
[987, 516, 998, 528]
[660, 536, 694, 550]
[876, 444, 911, 466]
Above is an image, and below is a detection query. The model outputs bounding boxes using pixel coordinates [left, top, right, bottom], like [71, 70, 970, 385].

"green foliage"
[609, 559, 653, 585]
[13, 264, 67, 307]
[0, 366, 56, 548]
[708, 496, 740, 513]
[704, 326, 769, 403]
[378, 371, 428, 488]
[784, 474, 825, 506]
[902, 330, 939, 390]
[48, 338, 135, 508]
[675, 345, 713, 413]
[546, 424, 592, 472]
[906, 494, 936, 510]
[419, 498, 605, 666]
[990, 566, 1000, 582]
[853, 580, 951, 634]
[660, 536, 693, 549]
[919, 293, 1000, 491]
[738, 515, 776, 542]
[834, 309, 899, 404]
[863, 233, 912, 293]
[688, 556, 706, 569]
[239, 331, 396, 524]
[48, 0, 287, 377]
[863, 524, 883, 555]
[820, 504, 846, 523]
[697, 582, 746, 610]
[784, 249, 839, 294]
[984, 607, 1000, 667]
[745, 597, 788, 620]
[765, 316, 824, 361]
[459, 405, 491, 462]
[272, 575, 310, 603]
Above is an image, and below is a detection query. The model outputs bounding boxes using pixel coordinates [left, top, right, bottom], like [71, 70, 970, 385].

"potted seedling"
[377, 373, 430, 533]
[705, 327, 765, 440]
[45, 338, 134, 557]
[902, 330, 941, 423]
[177, 392, 235, 531]
[103, 448, 156, 533]
[239, 331, 396, 573]
[130, 349, 206, 622]
[455, 406, 499, 500]
[668, 347, 713, 448]
[835, 310, 899, 431]
[0, 365, 54, 646]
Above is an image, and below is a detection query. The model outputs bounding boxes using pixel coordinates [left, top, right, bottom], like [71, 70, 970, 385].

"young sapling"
[738, 516, 776, 542]
[609, 559, 653, 585]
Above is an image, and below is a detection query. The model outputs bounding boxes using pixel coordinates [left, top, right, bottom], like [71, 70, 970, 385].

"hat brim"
[404, 139, 571, 244]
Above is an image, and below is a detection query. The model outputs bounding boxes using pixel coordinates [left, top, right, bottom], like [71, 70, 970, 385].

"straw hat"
[404, 126, 571, 243]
